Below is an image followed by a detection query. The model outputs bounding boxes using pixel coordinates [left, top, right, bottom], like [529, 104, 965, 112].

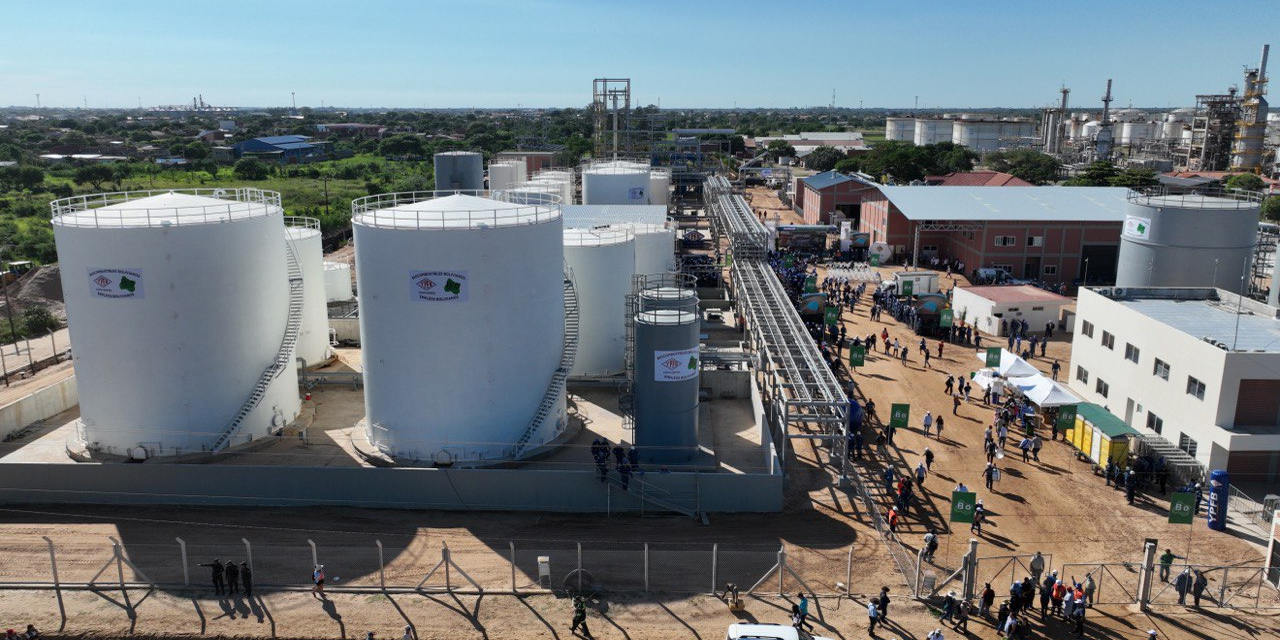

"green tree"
[1261, 196, 1280, 222]
[184, 141, 210, 160]
[1226, 173, 1265, 192]
[833, 158, 863, 174]
[73, 164, 115, 190]
[1063, 161, 1119, 186]
[984, 149, 1061, 185]
[232, 158, 270, 181]
[766, 139, 796, 160]
[21, 303, 59, 335]
[1108, 167, 1158, 188]
[0, 166, 46, 192]
[378, 134, 425, 157]
[804, 146, 845, 172]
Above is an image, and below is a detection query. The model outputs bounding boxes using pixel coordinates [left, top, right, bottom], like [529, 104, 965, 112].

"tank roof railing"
[351, 190, 562, 230]
[284, 216, 321, 231]
[1128, 185, 1264, 207]
[50, 188, 282, 229]
[563, 225, 633, 246]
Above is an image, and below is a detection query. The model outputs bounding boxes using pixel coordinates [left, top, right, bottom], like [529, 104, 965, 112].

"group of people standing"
[198, 557, 254, 597]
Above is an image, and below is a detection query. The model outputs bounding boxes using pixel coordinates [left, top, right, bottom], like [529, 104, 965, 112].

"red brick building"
[924, 171, 1033, 187]
[798, 171, 879, 225]
[860, 186, 1130, 284]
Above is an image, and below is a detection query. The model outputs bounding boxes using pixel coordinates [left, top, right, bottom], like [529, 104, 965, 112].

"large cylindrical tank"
[565, 227, 635, 376]
[628, 223, 677, 274]
[633, 309, 700, 464]
[885, 117, 916, 141]
[488, 161, 520, 191]
[433, 151, 484, 191]
[51, 189, 300, 457]
[582, 164, 649, 205]
[648, 170, 671, 205]
[323, 262, 354, 301]
[353, 191, 565, 463]
[1116, 192, 1261, 293]
[952, 120, 1003, 152]
[287, 217, 331, 367]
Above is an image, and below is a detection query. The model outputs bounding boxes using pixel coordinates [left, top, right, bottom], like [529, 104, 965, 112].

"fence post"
[577, 542, 583, 592]
[962, 538, 979, 601]
[376, 540, 385, 590]
[644, 543, 650, 593]
[443, 543, 452, 591]
[176, 537, 189, 586]
[1218, 567, 1229, 607]
[42, 537, 65, 629]
[510, 541, 517, 594]
[711, 544, 719, 594]
[242, 538, 254, 575]
[110, 536, 126, 592]
[777, 546, 786, 596]
[849, 546, 856, 596]
[308, 539, 318, 569]
[1137, 541, 1157, 610]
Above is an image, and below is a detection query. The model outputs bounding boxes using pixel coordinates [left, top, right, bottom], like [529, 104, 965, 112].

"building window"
[1081, 321, 1094, 338]
[1146, 412, 1164, 434]
[1032, 306, 1045, 311]
[1076, 366, 1089, 384]
[1007, 307, 1020, 312]
[1124, 343, 1140, 363]
[1027, 236, 1044, 247]
[994, 236, 1017, 247]
[1101, 331, 1115, 350]
[1153, 358, 1170, 380]
[922, 245, 938, 253]
[1186, 376, 1206, 400]
[1043, 265, 1058, 276]
[1095, 378, 1109, 398]
[1178, 433, 1198, 458]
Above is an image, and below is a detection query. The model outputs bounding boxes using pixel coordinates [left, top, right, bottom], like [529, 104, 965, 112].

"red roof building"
[924, 171, 1033, 187]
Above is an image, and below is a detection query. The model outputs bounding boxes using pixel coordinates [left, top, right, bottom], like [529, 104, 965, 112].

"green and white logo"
[985, 347, 1002, 368]
[849, 345, 866, 367]
[1124, 215, 1152, 240]
[1169, 492, 1195, 524]
[655, 347, 699, 382]
[410, 270, 468, 302]
[889, 403, 910, 428]
[951, 491, 977, 523]
[88, 268, 145, 300]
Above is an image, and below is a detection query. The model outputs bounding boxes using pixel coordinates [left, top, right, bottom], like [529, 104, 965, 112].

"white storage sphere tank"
[433, 151, 484, 191]
[51, 189, 301, 457]
[488, 161, 520, 191]
[323, 262, 355, 302]
[582, 164, 649, 205]
[627, 222, 677, 275]
[353, 191, 565, 463]
[286, 217, 331, 367]
[564, 227, 635, 376]
[648, 170, 671, 205]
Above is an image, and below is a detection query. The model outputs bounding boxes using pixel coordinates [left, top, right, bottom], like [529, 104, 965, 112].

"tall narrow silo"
[353, 191, 566, 464]
[51, 189, 301, 458]
[565, 227, 635, 376]
[634, 309, 700, 464]
[286, 217, 331, 367]
[628, 222, 677, 275]
[433, 151, 484, 191]
[1116, 191, 1261, 293]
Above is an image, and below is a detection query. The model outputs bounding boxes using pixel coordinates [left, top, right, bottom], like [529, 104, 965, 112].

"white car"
[726, 622, 836, 640]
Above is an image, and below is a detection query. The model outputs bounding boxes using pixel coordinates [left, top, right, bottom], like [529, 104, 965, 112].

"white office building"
[1068, 287, 1280, 485]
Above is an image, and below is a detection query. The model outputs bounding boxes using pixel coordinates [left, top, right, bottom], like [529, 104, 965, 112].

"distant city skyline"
[3, 0, 1277, 110]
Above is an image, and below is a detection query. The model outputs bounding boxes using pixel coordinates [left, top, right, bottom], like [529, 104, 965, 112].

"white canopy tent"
[973, 348, 1041, 377]
[971, 369, 1040, 391]
[1024, 377, 1082, 407]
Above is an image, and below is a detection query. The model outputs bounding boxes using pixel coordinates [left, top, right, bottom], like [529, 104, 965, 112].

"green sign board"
[824, 305, 840, 326]
[940, 308, 954, 328]
[869, 254, 881, 267]
[901, 279, 914, 296]
[984, 347, 1003, 368]
[1055, 404, 1077, 432]
[950, 491, 977, 523]
[804, 275, 818, 293]
[1169, 492, 1196, 524]
[783, 255, 795, 268]
[889, 403, 910, 428]
[849, 345, 867, 367]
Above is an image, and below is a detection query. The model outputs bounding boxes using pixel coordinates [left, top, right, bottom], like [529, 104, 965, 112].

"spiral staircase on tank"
[209, 238, 305, 453]
[511, 265, 580, 459]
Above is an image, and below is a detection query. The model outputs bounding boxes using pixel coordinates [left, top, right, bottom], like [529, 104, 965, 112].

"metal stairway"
[511, 267, 579, 459]
[210, 238, 305, 452]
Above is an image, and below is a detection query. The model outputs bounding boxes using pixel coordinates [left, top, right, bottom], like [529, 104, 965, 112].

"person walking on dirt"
[866, 600, 879, 633]
[1159, 549, 1181, 582]
[953, 393, 962, 415]
[1071, 599, 1085, 636]
[1051, 359, 1061, 381]
[224, 559, 240, 595]
[877, 587, 891, 622]
[570, 596, 592, 638]
[240, 562, 253, 597]
[922, 529, 939, 561]
[198, 558, 225, 595]
[924, 447, 935, 471]
[1192, 570, 1208, 607]
[312, 564, 326, 598]
[796, 593, 815, 631]
[983, 463, 1000, 491]
[1083, 573, 1095, 605]
[923, 411, 934, 438]
[939, 591, 957, 623]
[1031, 435, 1042, 462]
[980, 583, 996, 617]
[1175, 568, 1193, 604]
[916, 461, 928, 487]
[1040, 574, 1054, 615]
[935, 415, 945, 440]
[1029, 552, 1046, 584]
[945, 375, 955, 396]
[954, 600, 970, 633]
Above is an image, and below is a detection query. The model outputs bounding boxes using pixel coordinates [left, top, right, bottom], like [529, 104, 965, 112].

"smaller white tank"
[564, 226, 635, 376]
[324, 262, 354, 302]
[286, 217, 331, 366]
[488, 162, 520, 191]
[434, 151, 484, 191]
[582, 163, 649, 205]
[648, 169, 671, 205]
[627, 222, 677, 274]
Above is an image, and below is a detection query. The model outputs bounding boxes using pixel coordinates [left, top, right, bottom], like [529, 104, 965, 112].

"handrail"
[50, 188, 282, 228]
[351, 190, 562, 231]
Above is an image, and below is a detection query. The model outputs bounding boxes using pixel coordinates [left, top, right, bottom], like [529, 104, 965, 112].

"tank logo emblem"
[87, 268, 145, 300]
[654, 347, 699, 382]
[1124, 215, 1152, 240]
[410, 270, 468, 302]
[628, 187, 646, 200]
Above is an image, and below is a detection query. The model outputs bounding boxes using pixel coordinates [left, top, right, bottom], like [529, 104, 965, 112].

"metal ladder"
[511, 267, 580, 458]
[210, 238, 305, 452]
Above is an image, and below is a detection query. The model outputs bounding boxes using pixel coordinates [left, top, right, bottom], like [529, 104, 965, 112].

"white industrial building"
[951, 285, 1073, 337]
[1068, 286, 1280, 483]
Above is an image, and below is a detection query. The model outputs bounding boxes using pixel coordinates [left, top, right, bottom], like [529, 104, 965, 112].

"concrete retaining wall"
[330, 318, 361, 344]
[0, 374, 77, 440]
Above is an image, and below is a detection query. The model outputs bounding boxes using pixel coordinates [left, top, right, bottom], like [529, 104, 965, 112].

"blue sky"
[3, 0, 1277, 109]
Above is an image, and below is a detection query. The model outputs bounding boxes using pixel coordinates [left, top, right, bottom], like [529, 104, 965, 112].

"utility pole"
[35, 94, 40, 109]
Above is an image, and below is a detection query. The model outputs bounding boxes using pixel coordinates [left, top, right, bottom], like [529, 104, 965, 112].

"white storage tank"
[565, 226, 635, 376]
[286, 217, 332, 367]
[648, 169, 671, 205]
[488, 161, 521, 191]
[434, 151, 484, 191]
[627, 222, 677, 275]
[1116, 191, 1261, 294]
[323, 262, 355, 302]
[885, 117, 916, 142]
[51, 189, 301, 457]
[582, 163, 649, 205]
[353, 191, 566, 463]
